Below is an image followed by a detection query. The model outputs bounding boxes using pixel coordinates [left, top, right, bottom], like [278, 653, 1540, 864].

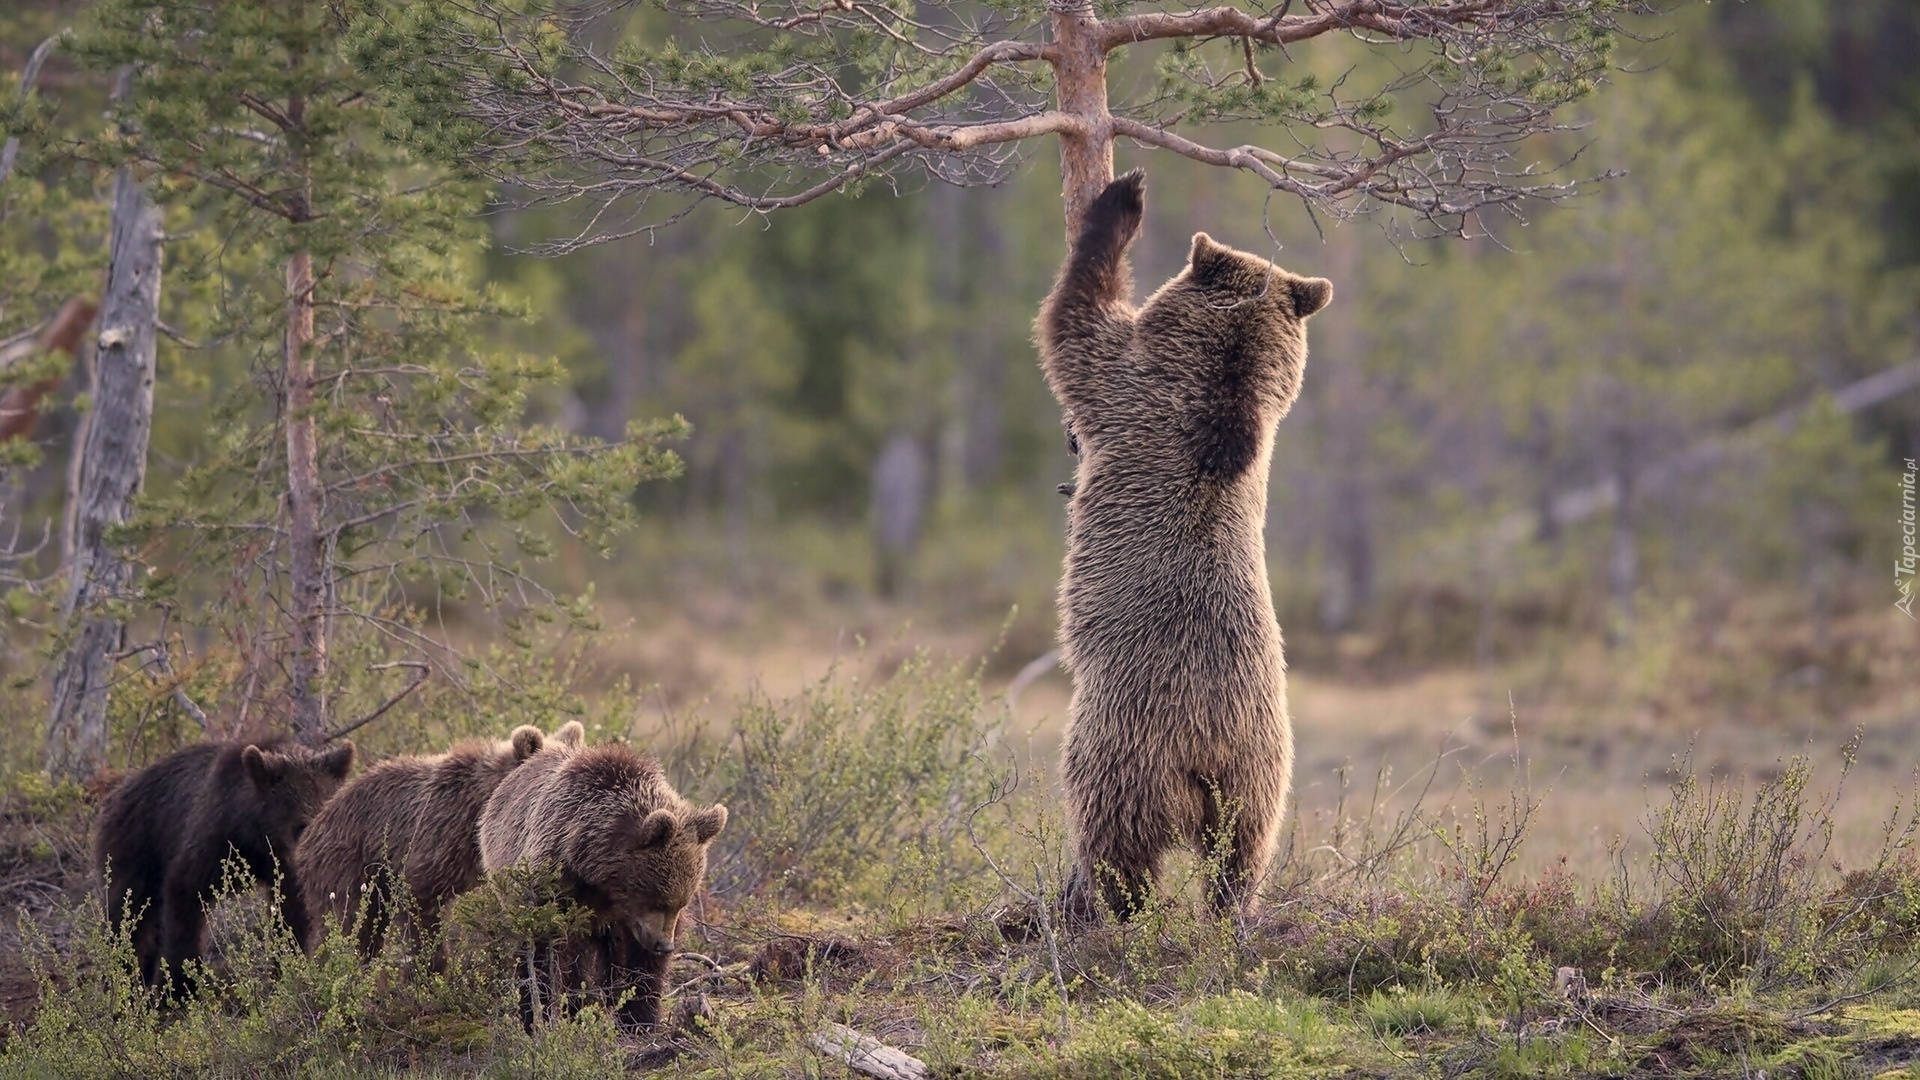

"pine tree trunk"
[45, 168, 160, 781]
[284, 242, 326, 741]
[283, 81, 328, 742]
[1050, 3, 1112, 235]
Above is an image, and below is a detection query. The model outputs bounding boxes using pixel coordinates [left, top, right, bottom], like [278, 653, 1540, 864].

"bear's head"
[241, 740, 356, 848]
[589, 800, 728, 956]
[1135, 232, 1331, 479]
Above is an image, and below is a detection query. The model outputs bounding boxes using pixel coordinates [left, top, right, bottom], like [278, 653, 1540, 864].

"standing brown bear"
[94, 736, 356, 992]
[293, 720, 584, 955]
[478, 742, 726, 1027]
[1036, 169, 1331, 919]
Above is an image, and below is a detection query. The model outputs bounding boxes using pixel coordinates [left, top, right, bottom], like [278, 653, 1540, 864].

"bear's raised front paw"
[1084, 168, 1145, 240]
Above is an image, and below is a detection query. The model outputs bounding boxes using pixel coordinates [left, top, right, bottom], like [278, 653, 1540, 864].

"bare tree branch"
[325, 660, 429, 741]
[364, 0, 1652, 247]
[1101, 1, 1513, 49]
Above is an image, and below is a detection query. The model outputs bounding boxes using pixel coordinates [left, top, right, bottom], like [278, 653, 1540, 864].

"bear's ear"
[242, 745, 285, 789]
[508, 725, 545, 762]
[1188, 232, 1230, 280]
[317, 743, 355, 780]
[553, 720, 586, 749]
[632, 808, 678, 849]
[691, 804, 728, 845]
[1291, 276, 1332, 318]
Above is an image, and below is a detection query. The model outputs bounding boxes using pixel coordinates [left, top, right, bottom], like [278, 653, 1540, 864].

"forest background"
[3, 0, 1917, 872]
[3, 2, 1920, 1075]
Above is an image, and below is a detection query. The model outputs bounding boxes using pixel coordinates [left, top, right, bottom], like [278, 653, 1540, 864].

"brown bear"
[1035, 169, 1330, 919]
[94, 736, 356, 992]
[478, 742, 726, 1027]
[293, 720, 584, 956]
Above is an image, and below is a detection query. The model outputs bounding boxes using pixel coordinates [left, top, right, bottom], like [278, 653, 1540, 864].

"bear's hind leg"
[1196, 775, 1283, 917]
[1066, 823, 1164, 922]
[105, 865, 163, 987]
[157, 872, 209, 996]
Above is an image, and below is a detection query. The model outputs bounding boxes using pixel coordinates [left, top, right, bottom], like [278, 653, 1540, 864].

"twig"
[107, 637, 210, 731]
[670, 962, 750, 996]
[326, 660, 429, 740]
[964, 758, 1074, 1036]
[149, 645, 209, 732]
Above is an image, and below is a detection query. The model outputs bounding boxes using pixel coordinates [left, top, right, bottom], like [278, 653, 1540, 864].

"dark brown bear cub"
[478, 743, 726, 1027]
[94, 737, 355, 992]
[293, 721, 579, 956]
[1037, 169, 1330, 920]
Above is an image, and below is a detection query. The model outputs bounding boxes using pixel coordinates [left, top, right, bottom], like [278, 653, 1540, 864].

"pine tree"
[60, 0, 683, 747]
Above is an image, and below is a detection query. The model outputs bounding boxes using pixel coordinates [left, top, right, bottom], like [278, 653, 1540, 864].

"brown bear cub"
[478, 742, 727, 1027]
[1036, 169, 1331, 920]
[94, 736, 355, 992]
[293, 721, 583, 955]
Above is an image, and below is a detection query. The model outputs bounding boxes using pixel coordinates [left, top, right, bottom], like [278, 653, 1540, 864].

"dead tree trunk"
[45, 168, 160, 782]
[283, 79, 328, 743]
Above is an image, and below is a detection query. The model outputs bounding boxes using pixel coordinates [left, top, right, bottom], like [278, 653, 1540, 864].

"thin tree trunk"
[1050, 2, 1112, 235]
[283, 79, 327, 742]
[871, 430, 929, 598]
[45, 168, 160, 781]
[1605, 448, 1637, 648]
[285, 243, 326, 740]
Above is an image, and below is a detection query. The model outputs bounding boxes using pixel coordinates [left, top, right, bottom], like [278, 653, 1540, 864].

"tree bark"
[283, 79, 328, 742]
[284, 243, 326, 741]
[1050, 3, 1112, 236]
[45, 169, 160, 782]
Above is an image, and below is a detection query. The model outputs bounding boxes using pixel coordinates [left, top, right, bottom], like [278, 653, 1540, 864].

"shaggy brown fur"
[94, 736, 355, 992]
[1036, 169, 1331, 919]
[293, 721, 582, 955]
[478, 743, 726, 1027]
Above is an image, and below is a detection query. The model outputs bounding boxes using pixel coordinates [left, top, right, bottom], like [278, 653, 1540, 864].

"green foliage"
[1024, 992, 1363, 1079]
[1362, 984, 1472, 1037]
[654, 651, 1010, 912]
[22, 0, 689, 738]
[1642, 736, 1920, 991]
[8, 661, 1920, 1075]
[4, 858, 621, 1079]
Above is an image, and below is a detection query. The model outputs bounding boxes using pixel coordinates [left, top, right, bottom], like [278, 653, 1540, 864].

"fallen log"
[807, 1023, 929, 1080]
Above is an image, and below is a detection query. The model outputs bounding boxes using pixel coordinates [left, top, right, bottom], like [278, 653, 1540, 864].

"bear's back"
[94, 742, 220, 884]
[478, 744, 673, 873]
[298, 755, 437, 880]
[477, 746, 570, 872]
